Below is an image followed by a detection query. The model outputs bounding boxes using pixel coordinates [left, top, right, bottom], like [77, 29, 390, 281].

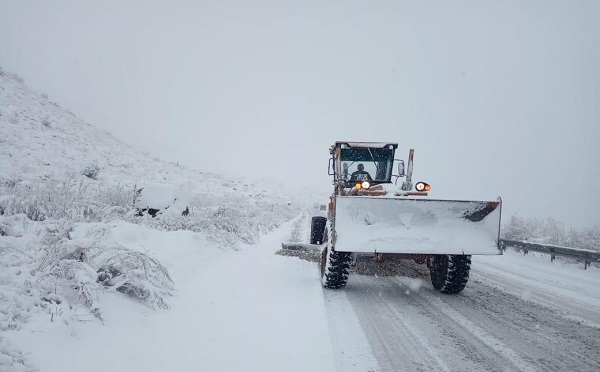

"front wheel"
[320, 243, 352, 289]
[430, 255, 471, 294]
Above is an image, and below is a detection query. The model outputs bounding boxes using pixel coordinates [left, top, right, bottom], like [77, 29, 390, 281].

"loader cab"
[331, 142, 398, 187]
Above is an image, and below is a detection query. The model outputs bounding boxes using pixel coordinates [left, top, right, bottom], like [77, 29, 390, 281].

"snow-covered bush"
[81, 163, 100, 180]
[38, 259, 103, 319]
[134, 183, 189, 218]
[148, 193, 297, 246]
[93, 247, 173, 309]
[127, 186, 297, 246]
[0, 214, 176, 333]
[503, 214, 600, 252]
[0, 176, 132, 222]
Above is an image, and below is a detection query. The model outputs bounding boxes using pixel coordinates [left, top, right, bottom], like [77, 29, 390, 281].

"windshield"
[339, 147, 394, 184]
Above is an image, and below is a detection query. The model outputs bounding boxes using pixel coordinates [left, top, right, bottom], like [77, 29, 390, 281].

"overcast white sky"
[1, 0, 599, 228]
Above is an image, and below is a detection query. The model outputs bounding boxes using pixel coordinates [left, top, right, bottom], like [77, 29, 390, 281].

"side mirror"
[328, 158, 334, 176]
[396, 160, 405, 177]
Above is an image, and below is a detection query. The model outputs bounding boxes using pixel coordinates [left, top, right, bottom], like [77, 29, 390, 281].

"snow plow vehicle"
[286, 141, 502, 294]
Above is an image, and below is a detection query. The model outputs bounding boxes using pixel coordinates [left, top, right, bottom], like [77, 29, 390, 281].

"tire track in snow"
[342, 276, 530, 372]
[400, 282, 539, 372]
[342, 281, 453, 372]
[470, 268, 600, 329]
[332, 273, 600, 372]
[449, 277, 600, 371]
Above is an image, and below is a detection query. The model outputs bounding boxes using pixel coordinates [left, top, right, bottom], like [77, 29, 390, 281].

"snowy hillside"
[0, 69, 304, 198]
[0, 68, 304, 371]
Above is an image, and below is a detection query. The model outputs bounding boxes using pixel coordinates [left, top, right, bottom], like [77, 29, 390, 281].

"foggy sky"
[1, 0, 599, 228]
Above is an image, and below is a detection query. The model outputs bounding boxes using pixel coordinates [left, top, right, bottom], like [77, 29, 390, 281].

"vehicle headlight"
[361, 181, 371, 189]
[415, 182, 431, 192]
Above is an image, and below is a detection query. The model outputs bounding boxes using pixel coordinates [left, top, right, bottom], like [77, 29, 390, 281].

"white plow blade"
[335, 196, 502, 255]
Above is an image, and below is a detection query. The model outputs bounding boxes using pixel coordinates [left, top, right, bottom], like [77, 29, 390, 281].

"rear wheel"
[310, 216, 327, 245]
[430, 255, 471, 294]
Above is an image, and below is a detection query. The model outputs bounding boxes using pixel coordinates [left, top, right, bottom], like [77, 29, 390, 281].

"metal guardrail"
[500, 239, 600, 269]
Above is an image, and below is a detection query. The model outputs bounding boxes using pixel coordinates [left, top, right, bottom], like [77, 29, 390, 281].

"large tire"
[310, 216, 327, 245]
[320, 243, 352, 289]
[430, 255, 471, 294]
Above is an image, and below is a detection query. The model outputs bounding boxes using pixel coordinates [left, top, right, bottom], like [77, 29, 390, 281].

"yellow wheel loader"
[289, 141, 502, 294]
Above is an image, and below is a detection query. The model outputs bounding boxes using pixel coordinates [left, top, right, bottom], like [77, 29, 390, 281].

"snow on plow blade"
[335, 196, 502, 255]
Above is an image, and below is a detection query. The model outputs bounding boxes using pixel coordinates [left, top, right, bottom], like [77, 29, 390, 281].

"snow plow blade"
[334, 196, 502, 255]
[281, 243, 322, 252]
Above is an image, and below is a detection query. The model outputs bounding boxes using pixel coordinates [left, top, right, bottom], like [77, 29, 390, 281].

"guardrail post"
[584, 253, 589, 270]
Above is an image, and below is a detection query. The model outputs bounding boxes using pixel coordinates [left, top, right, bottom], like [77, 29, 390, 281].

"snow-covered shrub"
[134, 183, 189, 218]
[36, 221, 173, 311]
[0, 214, 176, 330]
[503, 214, 600, 252]
[0, 215, 46, 332]
[81, 163, 99, 180]
[144, 193, 299, 246]
[38, 259, 103, 320]
[92, 246, 173, 310]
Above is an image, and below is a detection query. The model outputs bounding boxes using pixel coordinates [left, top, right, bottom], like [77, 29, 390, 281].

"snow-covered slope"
[0, 69, 305, 200]
[1, 69, 168, 184]
[0, 68, 305, 371]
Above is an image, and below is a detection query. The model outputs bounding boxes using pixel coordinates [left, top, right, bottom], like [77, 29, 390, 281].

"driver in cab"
[350, 164, 372, 181]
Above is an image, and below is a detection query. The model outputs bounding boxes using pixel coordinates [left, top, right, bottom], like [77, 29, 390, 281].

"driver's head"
[357, 164, 364, 171]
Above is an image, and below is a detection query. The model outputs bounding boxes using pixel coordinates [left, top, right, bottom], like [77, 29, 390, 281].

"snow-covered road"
[332, 270, 600, 372]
